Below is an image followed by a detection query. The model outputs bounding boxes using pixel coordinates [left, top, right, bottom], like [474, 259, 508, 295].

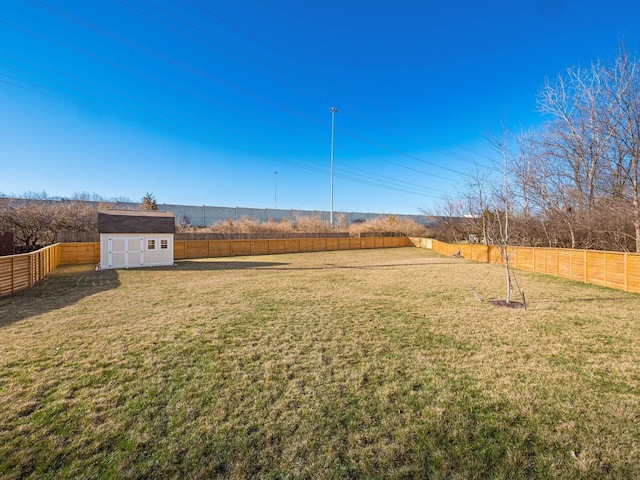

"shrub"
[178, 213, 428, 237]
[348, 215, 427, 237]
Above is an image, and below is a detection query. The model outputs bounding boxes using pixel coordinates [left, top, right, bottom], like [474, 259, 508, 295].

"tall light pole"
[329, 106, 337, 226]
[273, 171, 278, 210]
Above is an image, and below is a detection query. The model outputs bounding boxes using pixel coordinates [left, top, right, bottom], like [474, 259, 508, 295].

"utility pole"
[273, 171, 278, 210]
[329, 107, 337, 226]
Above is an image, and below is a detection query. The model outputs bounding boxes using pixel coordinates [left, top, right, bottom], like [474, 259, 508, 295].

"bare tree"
[537, 61, 613, 246]
[53, 201, 98, 234]
[603, 44, 640, 251]
[422, 198, 473, 244]
[0, 194, 101, 250]
[463, 166, 494, 245]
[0, 201, 55, 251]
[486, 124, 515, 303]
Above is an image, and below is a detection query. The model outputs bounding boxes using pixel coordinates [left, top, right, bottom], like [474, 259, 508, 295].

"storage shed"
[98, 209, 176, 269]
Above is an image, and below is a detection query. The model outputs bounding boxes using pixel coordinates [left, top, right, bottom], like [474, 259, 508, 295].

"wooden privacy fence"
[0, 244, 61, 296]
[58, 237, 410, 263]
[174, 236, 409, 259]
[410, 238, 640, 294]
[0, 237, 410, 296]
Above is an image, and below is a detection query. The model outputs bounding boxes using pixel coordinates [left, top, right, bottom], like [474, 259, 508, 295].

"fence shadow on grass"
[168, 259, 461, 272]
[317, 261, 462, 270]
[163, 260, 292, 271]
[0, 265, 120, 328]
[523, 295, 637, 312]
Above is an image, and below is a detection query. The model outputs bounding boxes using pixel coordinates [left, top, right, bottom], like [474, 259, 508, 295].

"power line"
[117, 0, 481, 174]
[1, 49, 453, 198]
[187, 0, 497, 166]
[0, 64, 446, 199]
[2, 8, 469, 183]
[1, 3, 470, 203]
[28, 0, 478, 178]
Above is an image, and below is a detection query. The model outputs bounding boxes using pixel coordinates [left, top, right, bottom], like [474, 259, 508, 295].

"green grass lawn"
[1, 247, 639, 479]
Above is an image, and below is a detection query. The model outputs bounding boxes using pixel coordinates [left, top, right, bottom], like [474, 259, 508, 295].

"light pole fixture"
[329, 106, 337, 226]
[274, 171, 278, 210]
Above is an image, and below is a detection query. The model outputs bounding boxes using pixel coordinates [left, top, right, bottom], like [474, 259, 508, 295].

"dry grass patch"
[1, 248, 639, 479]
[180, 213, 428, 236]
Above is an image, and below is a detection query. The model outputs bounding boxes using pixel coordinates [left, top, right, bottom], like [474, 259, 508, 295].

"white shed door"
[108, 237, 144, 268]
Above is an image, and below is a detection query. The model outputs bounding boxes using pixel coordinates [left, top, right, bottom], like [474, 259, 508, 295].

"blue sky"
[1, 0, 639, 215]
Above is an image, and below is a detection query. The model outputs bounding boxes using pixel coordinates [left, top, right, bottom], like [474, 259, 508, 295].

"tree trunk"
[504, 245, 512, 303]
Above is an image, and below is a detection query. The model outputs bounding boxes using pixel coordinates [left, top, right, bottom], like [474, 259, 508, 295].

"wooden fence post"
[624, 252, 629, 292]
[28, 252, 34, 287]
[11, 257, 15, 294]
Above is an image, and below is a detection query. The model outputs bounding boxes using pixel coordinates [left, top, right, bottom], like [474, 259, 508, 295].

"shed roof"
[98, 209, 176, 234]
